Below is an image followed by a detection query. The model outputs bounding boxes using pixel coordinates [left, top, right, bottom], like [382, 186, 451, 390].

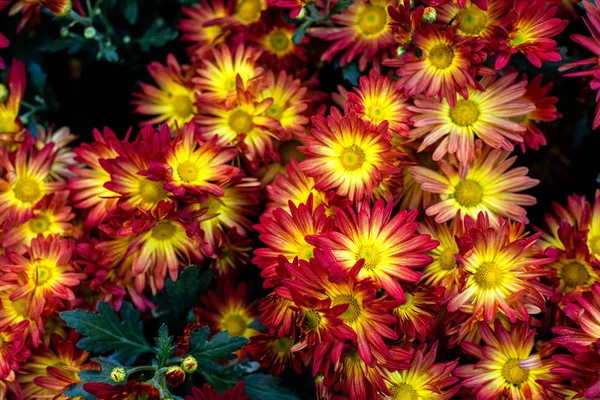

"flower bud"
[84, 26, 97, 39]
[165, 365, 185, 388]
[422, 7, 437, 24]
[181, 355, 198, 373]
[296, 7, 307, 20]
[110, 367, 127, 383]
[60, 27, 69, 37]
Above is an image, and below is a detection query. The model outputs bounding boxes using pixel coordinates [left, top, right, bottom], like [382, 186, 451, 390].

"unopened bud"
[422, 7, 437, 23]
[165, 365, 185, 388]
[181, 355, 198, 373]
[296, 7, 307, 20]
[123, 35, 131, 44]
[60, 27, 69, 37]
[110, 367, 127, 383]
[83, 26, 97, 39]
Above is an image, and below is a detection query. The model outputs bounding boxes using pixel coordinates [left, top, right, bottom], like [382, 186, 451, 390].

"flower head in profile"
[455, 321, 559, 399]
[387, 0, 424, 45]
[246, 334, 303, 375]
[133, 54, 198, 128]
[495, 0, 568, 69]
[7, 0, 72, 32]
[299, 108, 400, 201]
[408, 73, 534, 166]
[35, 125, 78, 181]
[179, 0, 228, 56]
[0, 59, 26, 145]
[310, 200, 437, 301]
[411, 143, 539, 223]
[393, 284, 445, 342]
[308, 0, 396, 72]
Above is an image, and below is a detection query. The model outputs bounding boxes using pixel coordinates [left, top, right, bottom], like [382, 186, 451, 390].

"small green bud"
[123, 35, 131, 44]
[181, 355, 198, 373]
[422, 7, 437, 24]
[60, 27, 69, 37]
[110, 367, 127, 383]
[396, 46, 406, 58]
[94, 7, 101, 15]
[296, 7, 307, 20]
[0, 84, 8, 103]
[105, 39, 112, 47]
[83, 26, 97, 39]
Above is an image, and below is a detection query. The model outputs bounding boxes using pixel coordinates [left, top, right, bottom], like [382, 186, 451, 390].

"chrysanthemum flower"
[0, 288, 44, 346]
[345, 70, 413, 137]
[196, 80, 281, 164]
[254, 195, 333, 287]
[1, 191, 74, 254]
[193, 44, 263, 101]
[410, 143, 539, 223]
[246, 334, 303, 375]
[35, 125, 77, 181]
[0, 321, 30, 379]
[68, 127, 121, 229]
[397, 146, 440, 212]
[253, 24, 307, 69]
[308, 0, 396, 72]
[258, 293, 296, 338]
[199, 282, 259, 338]
[179, 0, 228, 56]
[408, 73, 534, 166]
[255, 70, 309, 139]
[310, 200, 437, 301]
[387, 0, 424, 45]
[84, 382, 160, 400]
[495, 0, 568, 69]
[1, 235, 84, 318]
[446, 214, 553, 323]
[19, 331, 96, 399]
[437, 0, 511, 50]
[0, 59, 26, 145]
[149, 123, 241, 197]
[7, 0, 72, 32]
[269, 0, 311, 19]
[218, 0, 268, 27]
[385, 26, 478, 108]
[299, 108, 400, 201]
[547, 353, 600, 400]
[281, 249, 397, 366]
[393, 285, 445, 342]
[186, 382, 247, 400]
[383, 342, 459, 399]
[535, 193, 589, 250]
[0, 139, 64, 227]
[513, 74, 561, 152]
[455, 321, 559, 399]
[133, 54, 198, 128]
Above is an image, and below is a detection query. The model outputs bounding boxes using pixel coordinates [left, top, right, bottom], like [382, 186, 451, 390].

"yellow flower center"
[439, 248, 457, 270]
[303, 310, 322, 330]
[266, 104, 283, 120]
[267, 29, 292, 54]
[391, 383, 418, 400]
[356, 5, 388, 36]
[509, 30, 527, 47]
[333, 294, 362, 323]
[236, 0, 263, 24]
[340, 145, 366, 171]
[502, 359, 529, 385]
[223, 314, 247, 336]
[228, 110, 253, 134]
[474, 262, 503, 289]
[138, 179, 167, 204]
[396, 293, 414, 311]
[13, 176, 43, 204]
[297, 245, 314, 261]
[449, 100, 480, 127]
[28, 215, 51, 234]
[33, 261, 56, 285]
[428, 44, 455, 69]
[458, 6, 488, 36]
[356, 245, 380, 270]
[273, 337, 293, 353]
[151, 221, 178, 241]
[454, 179, 483, 207]
[172, 95, 194, 119]
[562, 262, 590, 288]
[177, 161, 199, 183]
[589, 235, 600, 257]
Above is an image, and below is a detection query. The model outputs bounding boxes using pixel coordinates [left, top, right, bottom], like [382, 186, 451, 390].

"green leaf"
[342, 61, 360, 86]
[28, 63, 47, 91]
[153, 266, 212, 328]
[64, 357, 123, 399]
[187, 327, 249, 373]
[292, 21, 311, 45]
[154, 324, 175, 368]
[124, 0, 138, 24]
[39, 36, 85, 54]
[60, 302, 153, 364]
[137, 24, 178, 52]
[97, 40, 119, 63]
[329, 0, 353, 16]
[243, 374, 300, 400]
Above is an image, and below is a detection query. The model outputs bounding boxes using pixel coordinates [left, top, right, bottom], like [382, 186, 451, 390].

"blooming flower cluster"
[1, 0, 600, 398]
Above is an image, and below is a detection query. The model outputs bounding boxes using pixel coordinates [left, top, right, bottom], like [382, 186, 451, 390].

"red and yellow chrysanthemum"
[408, 73, 534, 166]
[0, 321, 30, 379]
[7, 0, 72, 32]
[308, 0, 396, 71]
[253, 24, 307, 69]
[535, 193, 591, 250]
[299, 108, 400, 201]
[447, 214, 553, 323]
[393, 285, 445, 342]
[310, 200, 437, 301]
[179, 0, 228, 56]
[0, 138, 64, 227]
[246, 334, 303, 375]
[199, 282, 259, 338]
[495, 0, 568, 69]
[411, 143, 539, 223]
[0, 58, 26, 145]
[35, 125, 77, 182]
[455, 321, 559, 399]
[133, 54, 198, 128]
[345, 70, 413, 137]
[68, 127, 121, 229]
[0, 288, 44, 346]
[1, 235, 84, 318]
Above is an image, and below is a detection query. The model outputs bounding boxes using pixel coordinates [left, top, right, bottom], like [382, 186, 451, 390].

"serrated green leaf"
[154, 324, 175, 368]
[292, 21, 311, 45]
[329, 0, 353, 15]
[60, 302, 153, 364]
[124, 0, 138, 24]
[137, 24, 178, 52]
[39, 37, 85, 54]
[342, 61, 360, 86]
[243, 374, 300, 400]
[153, 266, 212, 328]
[64, 357, 124, 399]
[187, 327, 248, 373]
[28, 63, 47, 90]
